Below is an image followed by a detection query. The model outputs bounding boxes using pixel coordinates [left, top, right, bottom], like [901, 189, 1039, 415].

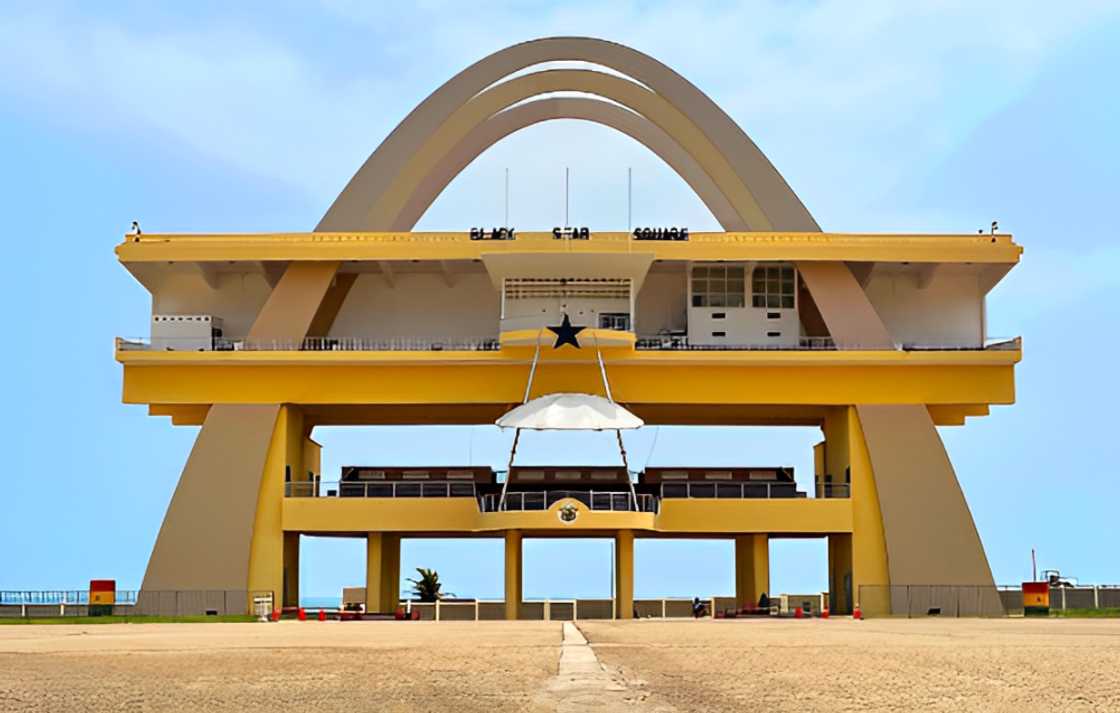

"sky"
[1, 1, 1118, 601]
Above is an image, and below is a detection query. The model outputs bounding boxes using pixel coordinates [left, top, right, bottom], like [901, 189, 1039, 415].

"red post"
[853, 604, 863, 620]
[794, 606, 803, 619]
[821, 607, 830, 619]
[317, 608, 326, 622]
[297, 607, 306, 621]
[271, 609, 280, 622]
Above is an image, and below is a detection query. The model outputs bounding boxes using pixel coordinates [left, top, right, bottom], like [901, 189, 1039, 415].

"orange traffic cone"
[317, 609, 326, 622]
[297, 607, 307, 621]
[853, 604, 863, 620]
[821, 607, 830, 619]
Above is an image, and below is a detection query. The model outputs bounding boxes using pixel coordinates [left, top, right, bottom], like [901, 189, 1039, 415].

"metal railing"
[117, 336, 501, 352]
[0, 590, 269, 617]
[635, 336, 1021, 352]
[480, 490, 659, 513]
[658, 482, 807, 499]
[118, 335, 1020, 353]
[815, 483, 851, 498]
[1, 590, 138, 606]
[285, 480, 478, 498]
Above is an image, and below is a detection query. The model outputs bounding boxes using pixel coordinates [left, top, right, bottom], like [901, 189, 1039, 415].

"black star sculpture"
[547, 314, 585, 349]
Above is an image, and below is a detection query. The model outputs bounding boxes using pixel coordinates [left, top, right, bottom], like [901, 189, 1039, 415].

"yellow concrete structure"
[118, 37, 1020, 618]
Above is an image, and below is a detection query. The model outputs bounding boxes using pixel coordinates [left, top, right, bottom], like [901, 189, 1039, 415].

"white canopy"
[495, 393, 644, 431]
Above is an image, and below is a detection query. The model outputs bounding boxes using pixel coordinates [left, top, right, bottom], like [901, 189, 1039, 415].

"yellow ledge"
[116, 345, 1021, 368]
[121, 357, 1016, 408]
[116, 231, 1022, 265]
[282, 496, 853, 536]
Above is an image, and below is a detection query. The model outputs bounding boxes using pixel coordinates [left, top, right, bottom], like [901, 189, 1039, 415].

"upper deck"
[115, 230, 1021, 424]
[117, 230, 1021, 267]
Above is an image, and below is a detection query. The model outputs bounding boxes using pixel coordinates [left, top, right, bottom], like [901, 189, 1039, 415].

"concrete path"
[535, 622, 676, 712]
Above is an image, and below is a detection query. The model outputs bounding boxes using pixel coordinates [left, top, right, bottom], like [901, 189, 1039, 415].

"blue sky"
[1, 2, 1118, 600]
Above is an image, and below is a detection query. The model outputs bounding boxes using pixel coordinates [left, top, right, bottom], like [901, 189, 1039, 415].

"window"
[691, 264, 745, 307]
[751, 264, 796, 309]
[598, 313, 631, 331]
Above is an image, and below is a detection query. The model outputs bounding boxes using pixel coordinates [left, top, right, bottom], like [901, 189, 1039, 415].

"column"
[247, 404, 304, 607]
[827, 534, 853, 614]
[735, 534, 770, 609]
[366, 533, 401, 614]
[615, 530, 635, 619]
[282, 532, 300, 608]
[505, 530, 522, 620]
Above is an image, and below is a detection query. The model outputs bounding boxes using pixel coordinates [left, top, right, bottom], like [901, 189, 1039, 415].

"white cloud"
[1, 1, 1115, 222]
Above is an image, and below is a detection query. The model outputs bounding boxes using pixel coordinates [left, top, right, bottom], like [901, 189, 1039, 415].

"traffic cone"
[297, 607, 307, 621]
[821, 607, 830, 619]
[853, 604, 863, 620]
[794, 606, 803, 619]
[317, 608, 326, 622]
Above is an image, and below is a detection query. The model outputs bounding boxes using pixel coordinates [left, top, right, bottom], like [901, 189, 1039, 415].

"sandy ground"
[0, 621, 559, 713]
[1, 618, 1118, 712]
[581, 618, 1120, 712]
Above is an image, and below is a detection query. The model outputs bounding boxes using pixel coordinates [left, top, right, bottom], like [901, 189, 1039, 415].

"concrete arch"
[366, 69, 770, 233]
[319, 36, 817, 233]
[395, 96, 744, 232]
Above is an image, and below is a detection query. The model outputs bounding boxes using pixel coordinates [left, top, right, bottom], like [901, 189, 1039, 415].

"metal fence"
[859, 585, 1120, 618]
[997, 585, 1120, 615]
[118, 335, 1020, 354]
[480, 491, 658, 513]
[0, 590, 271, 618]
[659, 482, 807, 499]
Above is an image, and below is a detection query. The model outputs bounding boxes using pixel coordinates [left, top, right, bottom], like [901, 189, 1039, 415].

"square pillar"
[615, 530, 635, 619]
[735, 534, 770, 609]
[505, 530, 522, 620]
[366, 533, 400, 614]
[828, 534, 853, 614]
[282, 532, 300, 607]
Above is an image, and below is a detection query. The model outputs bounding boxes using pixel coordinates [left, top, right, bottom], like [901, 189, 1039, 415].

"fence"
[997, 585, 1120, 615]
[396, 597, 730, 621]
[0, 591, 271, 618]
[859, 585, 1120, 618]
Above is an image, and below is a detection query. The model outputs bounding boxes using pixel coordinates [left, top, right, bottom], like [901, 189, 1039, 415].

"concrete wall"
[329, 272, 500, 338]
[151, 270, 272, 338]
[864, 265, 984, 347]
[635, 270, 687, 335]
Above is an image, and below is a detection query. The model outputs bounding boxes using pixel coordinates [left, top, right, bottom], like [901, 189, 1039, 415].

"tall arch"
[395, 97, 744, 232]
[319, 37, 818, 233]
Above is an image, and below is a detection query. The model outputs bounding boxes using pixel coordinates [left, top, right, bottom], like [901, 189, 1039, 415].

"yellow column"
[827, 534, 853, 614]
[824, 406, 890, 615]
[734, 534, 769, 608]
[248, 405, 303, 605]
[366, 533, 401, 614]
[505, 530, 522, 620]
[615, 530, 635, 619]
[381, 534, 400, 611]
[282, 532, 300, 607]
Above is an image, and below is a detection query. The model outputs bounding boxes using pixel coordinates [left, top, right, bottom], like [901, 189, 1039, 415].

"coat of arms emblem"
[557, 503, 579, 524]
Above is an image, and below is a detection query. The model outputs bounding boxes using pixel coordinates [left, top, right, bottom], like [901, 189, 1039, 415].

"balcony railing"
[118, 336, 501, 352]
[481, 490, 659, 513]
[635, 336, 1021, 352]
[285, 481, 479, 498]
[658, 482, 811, 499]
[815, 483, 851, 498]
[118, 335, 1020, 353]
